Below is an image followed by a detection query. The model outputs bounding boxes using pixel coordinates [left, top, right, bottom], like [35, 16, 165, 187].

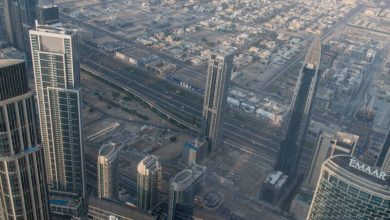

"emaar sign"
[349, 159, 387, 181]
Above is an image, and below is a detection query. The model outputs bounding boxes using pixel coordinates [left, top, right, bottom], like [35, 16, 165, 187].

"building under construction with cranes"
[356, 95, 375, 123]
[275, 37, 322, 178]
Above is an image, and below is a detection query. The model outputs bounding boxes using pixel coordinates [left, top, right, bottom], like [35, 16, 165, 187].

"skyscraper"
[3, 0, 37, 51]
[307, 155, 390, 219]
[183, 137, 208, 166]
[276, 38, 321, 176]
[30, 25, 86, 217]
[137, 155, 161, 211]
[168, 164, 206, 220]
[376, 127, 390, 172]
[98, 143, 118, 201]
[306, 130, 358, 190]
[36, 4, 60, 25]
[0, 59, 50, 220]
[201, 52, 233, 153]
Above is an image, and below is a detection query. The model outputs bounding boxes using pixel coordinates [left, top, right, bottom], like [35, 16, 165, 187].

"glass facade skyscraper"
[3, 0, 37, 51]
[276, 38, 321, 176]
[308, 155, 390, 219]
[0, 59, 50, 220]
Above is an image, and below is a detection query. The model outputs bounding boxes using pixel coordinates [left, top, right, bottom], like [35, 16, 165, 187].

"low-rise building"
[88, 197, 156, 220]
[261, 171, 288, 204]
[145, 60, 177, 77]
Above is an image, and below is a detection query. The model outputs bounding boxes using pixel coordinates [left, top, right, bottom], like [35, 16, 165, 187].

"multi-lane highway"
[80, 53, 281, 164]
[62, 3, 365, 169]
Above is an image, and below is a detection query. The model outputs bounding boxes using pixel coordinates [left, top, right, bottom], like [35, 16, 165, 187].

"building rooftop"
[171, 164, 206, 191]
[99, 143, 117, 158]
[305, 37, 321, 70]
[0, 59, 24, 68]
[265, 170, 288, 190]
[184, 137, 208, 151]
[34, 24, 76, 35]
[137, 155, 161, 176]
[99, 143, 116, 156]
[174, 169, 192, 183]
[89, 196, 156, 220]
[327, 155, 390, 188]
[49, 194, 82, 209]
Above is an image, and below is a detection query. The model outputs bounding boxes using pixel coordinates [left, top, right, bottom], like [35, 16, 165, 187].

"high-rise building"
[307, 155, 390, 219]
[0, 59, 50, 220]
[0, 1, 5, 40]
[36, 4, 60, 25]
[201, 52, 233, 153]
[276, 38, 322, 176]
[297, 120, 330, 176]
[30, 25, 86, 217]
[306, 131, 358, 190]
[183, 137, 208, 166]
[98, 143, 118, 200]
[3, 0, 37, 51]
[376, 127, 390, 172]
[168, 164, 206, 220]
[137, 155, 161, 211]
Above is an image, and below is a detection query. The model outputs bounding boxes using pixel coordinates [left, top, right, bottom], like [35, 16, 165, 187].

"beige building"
[137, 155, 162, 211]
[98, 143, 119, 200]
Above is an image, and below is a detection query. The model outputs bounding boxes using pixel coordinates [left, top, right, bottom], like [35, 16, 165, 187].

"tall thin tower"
[137, 155, 161, 211]
[0, 59, 50, 220]
[3, 0, 37, 51]
[276, 38, 322, 177]
[98, 143, 119, 201]
[30, 25, 86, 216]
[201, 52, 233, 153]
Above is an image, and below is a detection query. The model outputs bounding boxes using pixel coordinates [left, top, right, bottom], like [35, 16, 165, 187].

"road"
[80, 57, 280, 163]
[63, 3, 365, 172]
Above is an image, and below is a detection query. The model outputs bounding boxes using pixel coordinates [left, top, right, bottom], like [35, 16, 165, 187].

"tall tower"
[98, 143, 119, 201]
[201, 52, 233, 153]
[168, 164, 206, 220]
[307, 155, 390, 219]
[306, 131, 358, 190]
[376, 127, 390, 172]
[3, 0, 37, 51]
[30, 25, 86, 217]
[36, 5, 60, 25]
[137, 155, 161, 211]
[0, 59, 50, 220]
[276, 38, 322, 177]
